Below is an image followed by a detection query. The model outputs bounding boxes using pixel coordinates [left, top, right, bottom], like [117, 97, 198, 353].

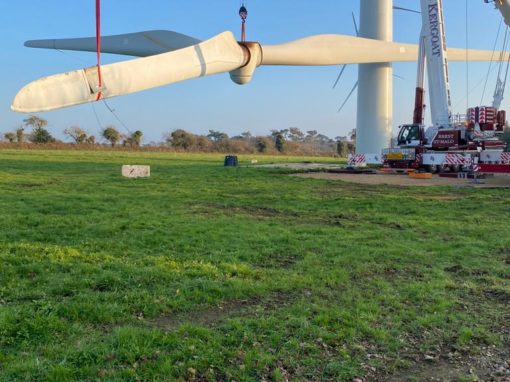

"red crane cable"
[95, 0, 103, 101]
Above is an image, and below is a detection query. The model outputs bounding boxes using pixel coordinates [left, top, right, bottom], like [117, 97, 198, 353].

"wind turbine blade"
[351, 12, 360, 36]
[12, 31, 245, 113]
[260, 34, 505, 66]
[25, 30, 201, 57]
[261, 35, 414, 65]
[332, 14, 358, 90]
[393, 6, 420, 14]
[337, 81, 358, 113]
[332, 65, 347, 89]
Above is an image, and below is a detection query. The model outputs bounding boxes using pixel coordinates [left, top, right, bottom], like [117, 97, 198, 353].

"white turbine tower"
[356, 0, 393, 155]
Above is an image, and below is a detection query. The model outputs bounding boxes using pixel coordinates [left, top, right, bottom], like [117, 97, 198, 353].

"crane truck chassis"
[382, 121, 510, 174]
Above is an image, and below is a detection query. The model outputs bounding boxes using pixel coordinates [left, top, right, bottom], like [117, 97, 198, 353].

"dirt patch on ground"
[149, 292, 297, 331]
[226, 205, 300, 218]
[388, 343, 510, 382]
[294, 172, 510, 188]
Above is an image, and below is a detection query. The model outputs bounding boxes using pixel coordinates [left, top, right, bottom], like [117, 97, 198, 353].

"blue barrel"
[224, 155, 239, 167]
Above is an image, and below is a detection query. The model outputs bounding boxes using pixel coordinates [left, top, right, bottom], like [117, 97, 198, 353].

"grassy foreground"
[0, 150, 509, 381]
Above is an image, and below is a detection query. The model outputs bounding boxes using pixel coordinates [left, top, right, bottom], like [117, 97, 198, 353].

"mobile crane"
[383, 0, 510, 174]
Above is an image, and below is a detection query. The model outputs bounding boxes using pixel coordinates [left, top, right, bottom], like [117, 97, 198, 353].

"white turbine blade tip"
[12, 70, 96, 113]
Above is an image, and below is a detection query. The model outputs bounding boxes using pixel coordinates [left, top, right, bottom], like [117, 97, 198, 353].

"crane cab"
[397, 124, 424, 147]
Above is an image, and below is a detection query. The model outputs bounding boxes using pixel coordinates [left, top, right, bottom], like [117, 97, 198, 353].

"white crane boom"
[491, 22, 510, 110]
[493, 69, 508, 109]
[420, 0, 452, 129]
[490, 0, 510, 110]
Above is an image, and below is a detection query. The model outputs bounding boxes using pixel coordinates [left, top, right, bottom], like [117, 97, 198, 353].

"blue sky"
[0, 1, 505, 143]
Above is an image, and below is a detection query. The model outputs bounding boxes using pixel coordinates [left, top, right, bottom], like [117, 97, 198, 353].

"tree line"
[3, 116, 143, 148]
[165, 128, 356, 155]
[2, 115, 360, 155]
[5, 115, 510, 154]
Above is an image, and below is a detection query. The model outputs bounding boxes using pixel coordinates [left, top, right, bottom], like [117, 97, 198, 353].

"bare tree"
[23, 115, 47, 130]
[64, 126, 88, 143]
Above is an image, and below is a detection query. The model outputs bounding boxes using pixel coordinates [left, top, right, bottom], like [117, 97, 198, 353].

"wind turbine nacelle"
[229, 42, 262, 85]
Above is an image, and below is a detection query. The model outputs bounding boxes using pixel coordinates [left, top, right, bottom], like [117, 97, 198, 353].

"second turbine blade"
[12, 31, 246, 113]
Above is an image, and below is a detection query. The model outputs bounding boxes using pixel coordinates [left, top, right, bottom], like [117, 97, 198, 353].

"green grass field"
[0, 149, 509, 381]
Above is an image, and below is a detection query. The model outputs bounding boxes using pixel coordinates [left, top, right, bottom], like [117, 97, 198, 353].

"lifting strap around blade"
[96, 0, 103, 100]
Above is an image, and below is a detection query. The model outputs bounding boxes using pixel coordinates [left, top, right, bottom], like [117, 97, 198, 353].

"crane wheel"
[449, 164, 460, 173]
[425, 165, 439, 174]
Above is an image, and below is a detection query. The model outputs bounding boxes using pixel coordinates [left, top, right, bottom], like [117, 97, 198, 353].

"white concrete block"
[122, 165, 150, 178]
